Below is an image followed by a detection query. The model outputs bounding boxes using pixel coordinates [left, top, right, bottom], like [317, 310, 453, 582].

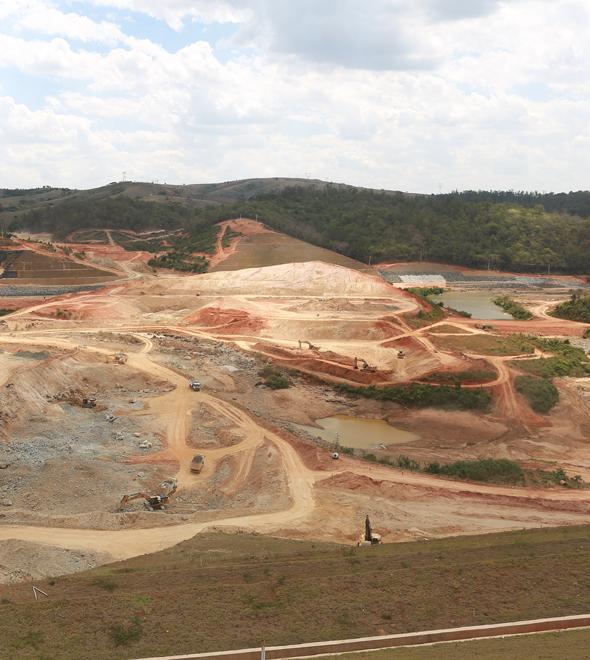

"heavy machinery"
[114, 352, 127, 364]
[298, 339, 320, 350]
[475, 323, 494, 331]
[118, 478, 177, 511]
[81, 397, 96, 408]
[353, 357, 377, 372]
[397, 350, 406, 359]
[358, 515, 382, 546]
[190, 454, 205, 473]
[189, 379, 201, 391]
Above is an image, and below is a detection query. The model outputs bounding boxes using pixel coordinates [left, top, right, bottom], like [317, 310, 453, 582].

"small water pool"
[295, 415, 419, 449]
[432, 291, 513, 320]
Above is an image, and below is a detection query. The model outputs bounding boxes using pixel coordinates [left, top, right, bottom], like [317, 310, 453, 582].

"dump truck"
[189, 380, 201, 391]
[191, 454, 205, 474]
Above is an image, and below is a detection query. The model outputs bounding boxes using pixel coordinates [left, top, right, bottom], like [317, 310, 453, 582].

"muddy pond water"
[432, 290, 513, 321]
[296, 415, 419, 449]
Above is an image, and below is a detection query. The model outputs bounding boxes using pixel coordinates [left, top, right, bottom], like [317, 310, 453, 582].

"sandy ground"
[1, 232, 590, 582]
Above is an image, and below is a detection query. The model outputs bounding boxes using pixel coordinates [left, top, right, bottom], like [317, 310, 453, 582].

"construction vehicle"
[298, 339, 320, 351]
[114, 352, 127, 364]
[358, 515, 382, 546]
[331, 433, 340, 460]
[118, 478, 177, 511]
[353, 357, 377, 372]
[397, 350, 406, 359]
[190, 454, 205, 473]
[189, 379, 201, 391]
[475, 323, 494, 331]
[81, 397, 96, 408]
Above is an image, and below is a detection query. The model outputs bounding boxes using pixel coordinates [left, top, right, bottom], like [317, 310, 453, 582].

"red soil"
[187, 306, 266, 335]
[459, 317, 588, 337]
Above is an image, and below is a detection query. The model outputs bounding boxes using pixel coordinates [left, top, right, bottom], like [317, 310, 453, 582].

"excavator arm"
[119, 492, 148, 510]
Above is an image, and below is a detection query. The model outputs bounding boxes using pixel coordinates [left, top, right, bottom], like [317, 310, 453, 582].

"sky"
[0, 0, 589, 192]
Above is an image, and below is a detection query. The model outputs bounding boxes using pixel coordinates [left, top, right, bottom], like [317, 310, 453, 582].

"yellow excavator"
[358, 515, 382, 546]
[118, 478, 177, 511]
[353, 357, 377, 372]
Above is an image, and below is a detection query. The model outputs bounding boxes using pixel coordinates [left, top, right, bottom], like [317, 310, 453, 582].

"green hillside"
[3, 179, 590, 273]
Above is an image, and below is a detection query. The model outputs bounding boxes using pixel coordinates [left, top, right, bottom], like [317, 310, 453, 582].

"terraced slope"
[0, 249, 116, 284]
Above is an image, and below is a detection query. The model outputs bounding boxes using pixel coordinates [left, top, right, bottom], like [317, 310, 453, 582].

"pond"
[432, 290, 513, 320]
[295, 415, 419, 450]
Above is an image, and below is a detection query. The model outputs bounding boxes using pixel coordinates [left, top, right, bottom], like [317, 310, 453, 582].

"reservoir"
[296, 415, 419, 449]
[432, 290, 513, 320]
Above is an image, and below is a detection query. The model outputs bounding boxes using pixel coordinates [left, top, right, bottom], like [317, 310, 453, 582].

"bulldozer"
[358, 515, 382, 546]
[353, 357, 377, 372]
[118, 478, 177, 512]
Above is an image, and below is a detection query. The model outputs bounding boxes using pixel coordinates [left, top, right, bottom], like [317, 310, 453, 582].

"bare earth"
[1, 221, 590, 582]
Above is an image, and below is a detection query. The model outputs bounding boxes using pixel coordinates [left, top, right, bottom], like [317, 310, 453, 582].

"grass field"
[431, 333, 536, 355]
[323, 628, 590, 659]
[4, 526, 590, 658]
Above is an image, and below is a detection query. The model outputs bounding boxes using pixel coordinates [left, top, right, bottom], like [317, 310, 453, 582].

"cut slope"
[211, 220, 368, 272]
[0, 249, 116, 284]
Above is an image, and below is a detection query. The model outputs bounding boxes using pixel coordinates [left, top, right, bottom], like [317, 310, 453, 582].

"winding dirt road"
[1, 323, 589, 562]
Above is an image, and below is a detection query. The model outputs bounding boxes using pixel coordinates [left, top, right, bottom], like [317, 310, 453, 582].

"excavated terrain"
[1, 223, 590, 583]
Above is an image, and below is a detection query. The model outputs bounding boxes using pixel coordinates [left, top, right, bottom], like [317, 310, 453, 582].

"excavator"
[118, 478, 177, 512]
[353, 357, 377, 372]
[298, 339, 320, 351]
[358, 515, 382, 546]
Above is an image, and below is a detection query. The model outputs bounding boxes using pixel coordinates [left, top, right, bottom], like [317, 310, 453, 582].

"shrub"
[92, 577, 118, 592]
[265, 374, 290, 390]
[493, 295, 533, 320]
[512, 338, 590, 378]
[110, 618, 143, 646]
[259, 365, 291, 389]
[396, 455, 421, 471]
[336, 382, 491, 411]
[551, 292, 590, 323]
[515, 375, 559, 413]
[439, 458, 524, 484]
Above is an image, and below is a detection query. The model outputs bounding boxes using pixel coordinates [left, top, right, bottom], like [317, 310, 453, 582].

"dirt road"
[1, 326, 589, 562]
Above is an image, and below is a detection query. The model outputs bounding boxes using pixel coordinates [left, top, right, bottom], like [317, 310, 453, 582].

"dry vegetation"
[4, 527, 590, 658]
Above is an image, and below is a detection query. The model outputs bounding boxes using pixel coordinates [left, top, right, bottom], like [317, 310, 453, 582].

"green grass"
[5, 528, 590, 658]
[511, 338, 590, 378]
[515, 375, 559, 413]
[431, 333, 536, 356]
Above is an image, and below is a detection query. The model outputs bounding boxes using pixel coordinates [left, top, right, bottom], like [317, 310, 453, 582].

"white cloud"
[83, 0, 250, 30]
[0, 1, 589, 191]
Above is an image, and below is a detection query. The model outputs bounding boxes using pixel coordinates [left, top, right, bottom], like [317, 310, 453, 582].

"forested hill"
[4, 181, 590, 274]
[449, 190, 590, 219]
[235, 187, 590, 273]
